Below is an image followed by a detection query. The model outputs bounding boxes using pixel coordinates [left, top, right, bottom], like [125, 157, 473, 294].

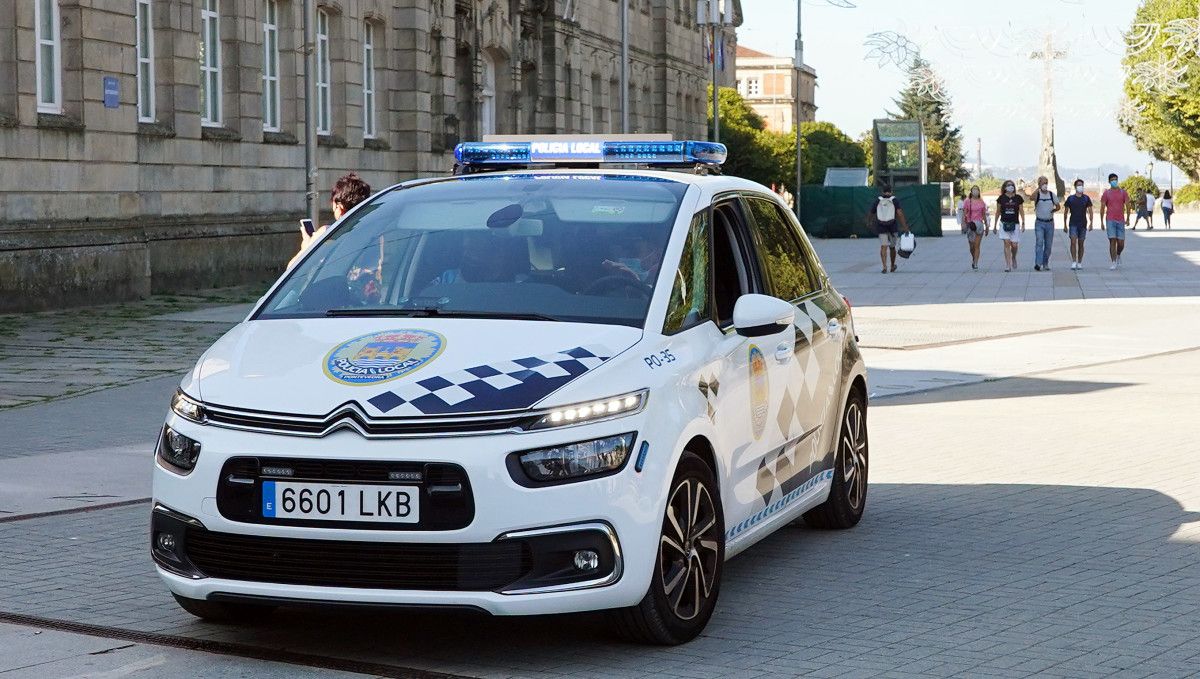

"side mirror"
[733, 294, 795, 337]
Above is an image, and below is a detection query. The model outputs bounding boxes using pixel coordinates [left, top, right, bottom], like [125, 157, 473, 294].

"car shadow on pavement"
[67, 483, 1193, 677]
[868, 369, 1133, 405]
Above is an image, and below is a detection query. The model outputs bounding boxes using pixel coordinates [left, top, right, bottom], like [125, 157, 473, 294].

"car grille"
[184, 527, 532, 591]
[203, 402, 535, 438]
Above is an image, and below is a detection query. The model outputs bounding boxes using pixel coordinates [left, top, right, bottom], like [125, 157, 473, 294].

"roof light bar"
[454, 139, 727, 167]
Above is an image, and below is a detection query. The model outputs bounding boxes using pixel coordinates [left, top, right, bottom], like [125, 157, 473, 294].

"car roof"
[384, 168, 774, 197]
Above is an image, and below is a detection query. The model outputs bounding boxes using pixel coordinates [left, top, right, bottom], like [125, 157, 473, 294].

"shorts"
[963, 222, 983, 242]
[1106, 220, 1126, 240]
[999, 223, 1021, 242]
[1136, 209, 1149, 219]
[878, 231, 898, 247]
[1068, 224, 1087, 240]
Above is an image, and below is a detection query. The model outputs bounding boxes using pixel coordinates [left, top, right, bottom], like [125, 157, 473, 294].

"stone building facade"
[0, 0, 740, 311]
[733, 45, 815, 134]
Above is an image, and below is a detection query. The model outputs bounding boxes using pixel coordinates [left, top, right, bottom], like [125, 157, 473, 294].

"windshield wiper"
[325, 307, 561, 322]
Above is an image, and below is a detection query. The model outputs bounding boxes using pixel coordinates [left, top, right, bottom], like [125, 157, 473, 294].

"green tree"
[798, 121, 868, 184]
[888, 56, 970, 187]
[1121, 0, 1200, 182]
[1175, 183, 1200, 203]
[1120, 175, 1161, 198]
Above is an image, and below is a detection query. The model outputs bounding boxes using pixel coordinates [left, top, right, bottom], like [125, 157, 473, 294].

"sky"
[736, 0, 1185, 181]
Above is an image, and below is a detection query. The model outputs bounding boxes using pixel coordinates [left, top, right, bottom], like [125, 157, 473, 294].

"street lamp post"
[620, 0, 629, 133]
[697, 1, 730, 143]
[793, 0, 803, 220]
[302, 0, 318, 225]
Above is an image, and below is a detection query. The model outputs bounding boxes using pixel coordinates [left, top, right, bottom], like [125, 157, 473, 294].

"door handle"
[827, 319, 841, 334]
[775, 342, 792, 362]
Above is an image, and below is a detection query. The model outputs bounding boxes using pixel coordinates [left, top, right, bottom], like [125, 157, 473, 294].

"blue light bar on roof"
[454, 139, 727, 167]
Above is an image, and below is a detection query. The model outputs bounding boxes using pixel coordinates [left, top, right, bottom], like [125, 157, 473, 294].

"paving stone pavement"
[0, 287, 261, 410]
[1, 347, 1198, 678]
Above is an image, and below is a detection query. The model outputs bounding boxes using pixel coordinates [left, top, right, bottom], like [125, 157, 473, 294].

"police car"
[152, 137, 868, 645]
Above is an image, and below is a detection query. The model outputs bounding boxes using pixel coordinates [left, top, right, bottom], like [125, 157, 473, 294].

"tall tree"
[888, 56, 970, 186]
[1120, 0, 1200, 182]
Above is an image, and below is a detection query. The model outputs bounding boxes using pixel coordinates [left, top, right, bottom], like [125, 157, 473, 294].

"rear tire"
[610, 451, 724, 645]
[172, 593, 276, 624]
[803, 388, 868, 530]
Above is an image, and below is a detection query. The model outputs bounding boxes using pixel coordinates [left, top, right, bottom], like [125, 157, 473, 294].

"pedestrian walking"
[959, 185, 989, 270]
[1099, 173, 1131, 270]
[1162, 190, 1174, 230]
[288, 173, 372, 269]
[868, 184, 909, 274]
[1032, 175, 1060, 271]
[1132, 188, 1149, 230]
[1144, 190, 1156, 230]
[1062, 178, 1093, 270]
[993, 180, 1025, 272]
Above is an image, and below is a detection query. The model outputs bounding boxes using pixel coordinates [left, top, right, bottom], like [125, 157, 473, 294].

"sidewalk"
[0, 287, 260, 409]
[807, 216, 1200, 399]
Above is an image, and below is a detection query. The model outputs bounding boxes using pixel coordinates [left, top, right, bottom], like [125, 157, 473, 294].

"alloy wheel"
[658, 477, 720, 621]
[840, 401, 867, 511]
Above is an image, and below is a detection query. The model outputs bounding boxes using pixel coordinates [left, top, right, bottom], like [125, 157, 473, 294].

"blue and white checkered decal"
[366, 346, 611, 416]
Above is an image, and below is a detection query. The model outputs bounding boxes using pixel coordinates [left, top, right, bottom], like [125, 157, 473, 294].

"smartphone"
[300, 218, 316, 237]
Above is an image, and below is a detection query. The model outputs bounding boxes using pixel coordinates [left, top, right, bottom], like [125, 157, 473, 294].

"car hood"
[186, 318, 641, 417]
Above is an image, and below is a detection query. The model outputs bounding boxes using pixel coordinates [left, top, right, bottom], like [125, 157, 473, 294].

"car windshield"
[255, 174, 689, 327]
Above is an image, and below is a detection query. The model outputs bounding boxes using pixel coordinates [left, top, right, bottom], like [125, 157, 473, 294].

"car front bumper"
[151, 413, 668, 615]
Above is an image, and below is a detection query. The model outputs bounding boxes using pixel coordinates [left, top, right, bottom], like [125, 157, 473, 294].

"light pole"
[793, 0, 803, 219]
[302, 0, 318, 225]
[620, 0, 629, 133]
[697, 1, 730, 143]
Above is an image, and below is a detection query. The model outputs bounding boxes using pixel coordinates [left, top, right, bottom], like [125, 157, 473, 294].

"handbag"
[897, 232, 917, 258]
[1003, 222, 1017, 232]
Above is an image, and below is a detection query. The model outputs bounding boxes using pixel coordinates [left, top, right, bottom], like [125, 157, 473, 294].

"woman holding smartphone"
[287, 173, 372, 269]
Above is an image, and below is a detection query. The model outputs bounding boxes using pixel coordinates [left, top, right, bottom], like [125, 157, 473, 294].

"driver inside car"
[431, 231, 530, 285]
[602, 232, 664, 285]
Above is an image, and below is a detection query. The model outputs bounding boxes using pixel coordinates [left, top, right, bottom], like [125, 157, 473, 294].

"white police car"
[152, 138, 868, 645]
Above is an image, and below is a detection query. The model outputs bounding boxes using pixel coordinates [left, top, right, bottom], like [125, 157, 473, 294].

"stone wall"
[0, 0, 737, 312]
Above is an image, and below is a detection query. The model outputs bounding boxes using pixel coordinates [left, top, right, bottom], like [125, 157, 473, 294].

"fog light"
[156, 532, 177, 552]
[573, 549, 599, 571]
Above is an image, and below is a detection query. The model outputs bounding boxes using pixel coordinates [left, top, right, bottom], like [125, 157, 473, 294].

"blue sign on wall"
[103, 76, 119, 109]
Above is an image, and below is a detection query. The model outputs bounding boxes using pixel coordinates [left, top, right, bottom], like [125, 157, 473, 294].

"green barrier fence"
[798, 185, 943, 238]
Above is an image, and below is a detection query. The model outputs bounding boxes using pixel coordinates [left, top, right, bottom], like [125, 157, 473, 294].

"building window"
[316, 8, 331, 134]
[362, 21, 375, 138]
[479, 51, 495, 137]
[262, 0, 280, 131]
[746, 77, 760, 97]
[135, 0, 155, 122]
[199, 0, 221, 125]
[35, 0, 62, 113]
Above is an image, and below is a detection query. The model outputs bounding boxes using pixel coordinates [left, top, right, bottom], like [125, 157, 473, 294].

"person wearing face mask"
[1099, 173, 1131, 270]
[959, 185, 989, 270]
[1062, 179, 1094, 270]
[993, 180, 1025, 272]
[1032, 176, 1060, 271]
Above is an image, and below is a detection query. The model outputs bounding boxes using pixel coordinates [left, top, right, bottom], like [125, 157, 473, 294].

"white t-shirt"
[1145, 194, 1155, 210]
[1162, 198, 1174, 210]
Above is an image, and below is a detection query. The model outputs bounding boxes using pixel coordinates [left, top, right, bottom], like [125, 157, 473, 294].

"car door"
[739, 196, 831, 519]
[696, 197, 794, 545]
[789, 215, 852, 475]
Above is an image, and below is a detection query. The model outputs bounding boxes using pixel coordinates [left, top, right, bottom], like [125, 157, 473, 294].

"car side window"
[663, 210, 713, 334]
[744, 197, 817, 302]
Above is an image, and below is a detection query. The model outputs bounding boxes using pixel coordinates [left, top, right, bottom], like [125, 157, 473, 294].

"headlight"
[158, 425, 201, 474]
[510, 433, 636, 485]
[528, 390, 648, 430]
[170, 390, 206, 423]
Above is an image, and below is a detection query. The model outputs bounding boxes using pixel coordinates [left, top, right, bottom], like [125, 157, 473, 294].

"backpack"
[876, 196, 896, 223]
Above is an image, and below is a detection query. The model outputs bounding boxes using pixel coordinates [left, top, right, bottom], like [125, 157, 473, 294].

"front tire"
[611, 451, 724, 645]
[803, 388, 868, 529]
[172, 593, 276, 624]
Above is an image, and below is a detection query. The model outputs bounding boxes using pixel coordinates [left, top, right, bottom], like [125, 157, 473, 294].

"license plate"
[261, 481, 420, 523]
